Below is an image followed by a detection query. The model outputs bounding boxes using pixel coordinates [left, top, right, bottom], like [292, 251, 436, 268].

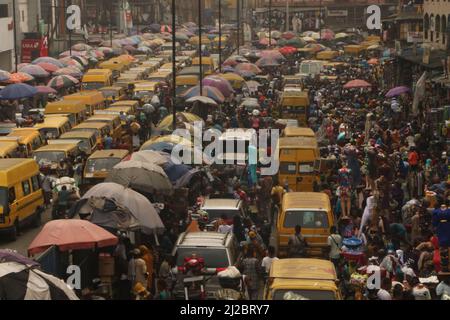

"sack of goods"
[218, 266, 242, 289]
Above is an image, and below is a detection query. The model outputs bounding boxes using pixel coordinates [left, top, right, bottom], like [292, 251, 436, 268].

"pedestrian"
[240, 248, 261, 300]
[55, 185, 70, 219]
[261, 246, 278, 278]
[128, 248, 148, 290]
[288, 225, 308, 258]
[139, 245, 154, 292]
[327, 226, 342, 270]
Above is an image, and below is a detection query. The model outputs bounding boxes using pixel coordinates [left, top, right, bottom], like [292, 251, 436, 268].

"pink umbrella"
[343, 79, 372, 89]
[35, 85, 57, 94]
[235, 63, 262, 75]
[202, 76, 234, 98]
[28, 219, 118, 256]
[259, 38, 277, 46]
[59, 57, 83, 69]
[54, 67, 83, 78]
[18, 64, 50, 78]
[17, 63, 30, 70]
[36, 62, 60, 73]
[260, 50, 286, 61]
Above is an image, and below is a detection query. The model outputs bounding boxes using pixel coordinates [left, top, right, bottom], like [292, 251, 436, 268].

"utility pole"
[268, 0, 272, 47]
[109, 2, 113, 45]
[237, 0, 240, 54]
[12, 0, 18, 71]
[172, 0, 177, 130]
[286, 0, 289, 32]
[199, 0, 203, 95]
[218, 0, 222, 72]
[319, 0, 322, 40]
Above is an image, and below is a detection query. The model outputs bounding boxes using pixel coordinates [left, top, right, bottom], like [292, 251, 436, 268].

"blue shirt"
[432, 208, 450, 246]
[104, 136, 113, 150]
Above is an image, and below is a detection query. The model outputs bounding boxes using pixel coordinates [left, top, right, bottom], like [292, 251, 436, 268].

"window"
[31, 175, 40, 192]
[0, 4, 8, 18]
[22, 180, 31, 196]
[8, 187, 16, 204]
[283, 210, 330, 229]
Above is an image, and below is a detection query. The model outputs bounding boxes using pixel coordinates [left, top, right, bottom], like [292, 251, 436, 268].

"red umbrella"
[36, 62, 59, 73]
[28, 219, 118, 256]
[343, 79, 372, 89]
[282, 31, 296, 40]
[259, 38, 277, 46]
[279, 46, 297, 56]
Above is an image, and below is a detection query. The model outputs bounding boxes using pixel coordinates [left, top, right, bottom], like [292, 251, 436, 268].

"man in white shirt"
[261, 246, 279, 275]
[218, 215, 232, 234]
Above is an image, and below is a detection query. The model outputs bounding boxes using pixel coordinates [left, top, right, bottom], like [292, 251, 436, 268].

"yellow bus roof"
[270, 258, 336, 281]
[0, 141, 19, 157]
[7, 129, 41, 144]
[283, 127, 315, 138]
[45, 101, 86, 114]
[86, 69, 113, 76]
[282, 192, 331, 211]
[88, 149, 129, 160]
[87, 114, 119, 121]
[34, 117, 69, 129]
[63, 91, 105, 105]
[60, 131, 96, 139]
[110, 100, 139, 108]
[34, 144, 78, 153]
[176, 75, 199, 85]
[278, 137, 318, 149]
[0, 159, 39, 186]
[72, 122, 109, 130]
[134, 82, 158, 90]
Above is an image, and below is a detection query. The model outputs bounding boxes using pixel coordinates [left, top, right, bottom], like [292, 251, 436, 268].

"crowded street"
[0, 0, 449, 302]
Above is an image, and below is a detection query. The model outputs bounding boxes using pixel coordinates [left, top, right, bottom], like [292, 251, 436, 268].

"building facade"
[423, 0, 450, 50]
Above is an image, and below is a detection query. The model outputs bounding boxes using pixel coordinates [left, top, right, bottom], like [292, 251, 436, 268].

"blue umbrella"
[0, 83, 38, 100]
[163, 161, 192, 183]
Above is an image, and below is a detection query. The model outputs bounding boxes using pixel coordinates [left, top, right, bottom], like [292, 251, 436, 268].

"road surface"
[0, 208, 51, 256]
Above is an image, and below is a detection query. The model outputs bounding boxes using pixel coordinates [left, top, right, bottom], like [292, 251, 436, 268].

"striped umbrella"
[17, 63, 30, 70]
[47, 75, 79, 89]
[18, 65, 49, 78]
[54, 67, 83, 78]
[71, 43, 93, 51]
[0, 70, 11, 82]
[32, 57, 65, 68]
[260, 50, 286, 61]
[256, 57, 281, 68]
[36, 62, 59, 73]
[58, 57, 83, 69]
[181, 85, 225, 103]
[8, 72, 34, 83]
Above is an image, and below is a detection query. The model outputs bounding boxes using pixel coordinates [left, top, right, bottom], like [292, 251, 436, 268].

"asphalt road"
[0, 208, 51, 256]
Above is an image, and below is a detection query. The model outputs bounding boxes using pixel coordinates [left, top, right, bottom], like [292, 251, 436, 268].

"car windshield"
[175, 247, 229, 269]
[201, 209, 240, 221]
[34, 151, 66, 165]
[60, 138, 90, 153]
[273, 289, 336, 300]
[81, 82, 104, 91]
[86, 158, 121, 173]
[283, 210, 329, 229]
[101, 90, 119, 98]
[39, 128, 60, 139]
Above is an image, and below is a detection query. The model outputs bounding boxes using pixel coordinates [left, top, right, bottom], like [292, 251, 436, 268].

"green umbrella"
[286, 37, 306, 48]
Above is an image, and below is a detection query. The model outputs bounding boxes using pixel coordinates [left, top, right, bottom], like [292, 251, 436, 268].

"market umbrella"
[305, 43, 327, 52]
[158, 113, 204, 130]
[160, 25, 172, 33]
[130, 150, 171, 166]
[279, 46, 298, 56]
[28, 219, 118, 256]
[71, 43, 92, 51]
[71, 56, 89, 66]
[282, 31, 296, 40]
[137, 46, 152, 53]
[148, 23, 161, 33]
[59, 50, 88, 58]
[141, 135, 192, 152]
[202, 76, 234, 97]
[0, 261, 79, 300]
[82, 183, 165, 235]
[259, 38, 277, 46]
[36, 62, 59, 73]
[237, 70, 256, 78]
[106, 161, 173, 196]
[310, 32, 321, 40]
[260, 50, 286, 61]
[47, 75, 79, 89]
[235, 63, 262, 74]
[271, 31, 282, 39]
[0, 83, 37, 100]
[256, 57, 281, 68]
[17, 63, 30, 70]
[97, 46, 114, 54]
[223, 55, 248, 66]
[58, 57, 82, 69]
[186, 96, 219, 106]
[181, 85, 225, 103]
[245, 80, 261, 91]
[335, 32, 349, 39]
[222, 66, 235, 73]
[386, 86, 410, 98]
[302, 36, 316, 43]
[321, 29, 335, 40]
[32, 57, 65, 68]
[163, 161, 193, 183]
[35, 86, 57, 95]
[0, 70, 11, 82]
[286, 37, 306, 48]
[8, 72, 34, 83]
[367, 58, 379, 65]
[343, 79, 372, 89]
[53, 67, 83, 78]
[0, 249, 39, 266]
[124, 45, 137, 53]
[217, 73, 246, 89]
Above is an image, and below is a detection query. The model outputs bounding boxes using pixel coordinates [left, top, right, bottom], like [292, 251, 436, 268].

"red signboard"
[21, 38, 46, 63]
